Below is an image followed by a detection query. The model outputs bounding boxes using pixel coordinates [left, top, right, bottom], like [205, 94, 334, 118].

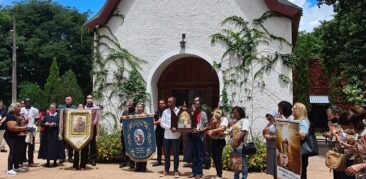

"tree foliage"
[18, 82, 47, 109]
[44, 58, 61, 104]
[292, 31, 323, 108]
[58, 70, 84, 105]
[0, 0, 93, 102]
[316, 0, 366, 105]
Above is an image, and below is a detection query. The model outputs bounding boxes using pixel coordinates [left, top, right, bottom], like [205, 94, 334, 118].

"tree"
[316, 0, 366, 105]
[44, 58, 61, 104]
[0, 0, 93, 102]
[292, 31, 322, 108]
[58, 70, 84, 105]
[18, 82, 47, 109]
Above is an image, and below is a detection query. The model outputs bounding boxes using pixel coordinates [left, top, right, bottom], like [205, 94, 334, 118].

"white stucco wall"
[96, 0, 293, 133]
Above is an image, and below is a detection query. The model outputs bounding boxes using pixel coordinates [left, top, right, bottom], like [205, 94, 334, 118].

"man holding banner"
[160, 96, 181, 178]
[84, 95, 100, 167]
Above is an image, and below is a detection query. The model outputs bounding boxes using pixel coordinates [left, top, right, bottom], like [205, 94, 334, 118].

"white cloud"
[288, 0, 335, 32]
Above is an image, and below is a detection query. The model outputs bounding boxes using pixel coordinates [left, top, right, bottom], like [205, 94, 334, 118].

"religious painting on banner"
[60, 109, 94, 152]
[175, 109, 192, 132]
[276, 119, 301, 179]
[122, 114, 156, 162]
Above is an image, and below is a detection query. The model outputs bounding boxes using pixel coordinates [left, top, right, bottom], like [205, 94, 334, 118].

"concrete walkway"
[0, 143, 332, 179]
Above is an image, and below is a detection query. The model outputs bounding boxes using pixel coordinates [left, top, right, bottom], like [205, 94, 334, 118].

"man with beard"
[58, 95, 77, 163]
[84, 95, 100, 167]
[119, 101, 136, 168]
[152, 99, 167, 167]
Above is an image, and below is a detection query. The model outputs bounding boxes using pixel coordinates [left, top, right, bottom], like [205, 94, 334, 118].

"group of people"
[1, 95, 100, 175]
[323, 105, 366, 179]
[3, 93, 365, 179]
[117, 96, 254, 179]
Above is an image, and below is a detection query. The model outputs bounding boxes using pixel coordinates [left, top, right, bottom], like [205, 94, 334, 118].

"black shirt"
[4, 113, 19, 139]
[0, 107, 7, 130]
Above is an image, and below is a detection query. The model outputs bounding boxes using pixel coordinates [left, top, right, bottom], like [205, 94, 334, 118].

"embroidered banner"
[122, 115, 156, 162]
[61, 109, 94, 151]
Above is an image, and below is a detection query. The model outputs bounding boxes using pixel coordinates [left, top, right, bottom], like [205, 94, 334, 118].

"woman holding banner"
[134, 102, 148, 172]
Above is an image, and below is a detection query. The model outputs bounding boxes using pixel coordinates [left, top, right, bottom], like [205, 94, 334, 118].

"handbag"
[231, 151, 243, 171]
[300, 127, 319, 157]
[242, 127, 257, 155]
[325, 150, 346, 171]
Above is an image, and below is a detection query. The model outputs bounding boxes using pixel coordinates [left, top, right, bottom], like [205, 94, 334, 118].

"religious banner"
[61, 109, 94, 152]
[276, 119, 301, 179]
[122, 115, 156, 162]
[176, 109, 192, 132]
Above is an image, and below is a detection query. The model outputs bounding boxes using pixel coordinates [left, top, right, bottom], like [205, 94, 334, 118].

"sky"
[0, 0, 334, 32]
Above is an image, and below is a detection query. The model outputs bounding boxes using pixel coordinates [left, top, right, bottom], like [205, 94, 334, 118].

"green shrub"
[245, 137, 266, 172]
[96, 129, 122, 163]
[222, 143, 233, 170]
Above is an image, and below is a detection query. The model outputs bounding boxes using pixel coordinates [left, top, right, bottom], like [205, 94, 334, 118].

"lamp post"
[180, 33, 186, 49]
[11, 15, 17, 103]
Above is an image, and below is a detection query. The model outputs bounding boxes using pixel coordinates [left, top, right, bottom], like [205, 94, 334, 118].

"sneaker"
[160, 171, 168, 177]
[152, 162, 162, 167]
[7, 170, 17, 175]
[13, 168, 26, 172]
[174, 171, 179, 178]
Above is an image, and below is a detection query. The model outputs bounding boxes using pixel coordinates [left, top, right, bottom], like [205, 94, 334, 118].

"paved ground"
[0, 141, 332, 179]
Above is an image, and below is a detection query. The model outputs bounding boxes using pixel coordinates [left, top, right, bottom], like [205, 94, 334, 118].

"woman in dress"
[4, 103, 28, 175]
[41, 103, 65, 167]
[263, 111, 277, 179]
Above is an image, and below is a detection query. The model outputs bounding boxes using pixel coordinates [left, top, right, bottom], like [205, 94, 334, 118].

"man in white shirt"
[20, 98, 39, 166]
[160, 96, 181, 178]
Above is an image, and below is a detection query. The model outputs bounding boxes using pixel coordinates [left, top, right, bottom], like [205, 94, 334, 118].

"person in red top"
[189, 98, 208, 179]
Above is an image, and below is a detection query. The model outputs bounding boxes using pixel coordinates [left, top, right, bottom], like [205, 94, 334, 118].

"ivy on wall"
[92, 12, 149, 129]
[211, 11, 294, 120]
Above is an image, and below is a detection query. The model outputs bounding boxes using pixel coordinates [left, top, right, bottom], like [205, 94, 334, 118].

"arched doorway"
[158, 57, 220, 109]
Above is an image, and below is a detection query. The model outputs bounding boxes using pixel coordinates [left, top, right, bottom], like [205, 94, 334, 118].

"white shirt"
[211, 117, 228, 140]
[232, 118, 250, 150]
[20, 107, 39, 128]
[160, 107, 181, 139]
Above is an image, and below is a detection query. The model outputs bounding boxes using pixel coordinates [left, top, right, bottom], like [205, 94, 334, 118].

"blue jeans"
[233, 148, 248, 179]
[191, 134, 204, 177]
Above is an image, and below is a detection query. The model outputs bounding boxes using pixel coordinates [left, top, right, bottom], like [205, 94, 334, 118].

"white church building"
[85, 0, 301, 132]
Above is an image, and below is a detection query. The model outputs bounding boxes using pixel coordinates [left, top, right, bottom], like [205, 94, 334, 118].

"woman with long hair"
[292, 102, 310, 179]
[207, 108, 228, 179]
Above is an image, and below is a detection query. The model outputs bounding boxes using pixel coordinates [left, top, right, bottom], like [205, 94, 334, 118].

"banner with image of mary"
[122, 115, 156, 162]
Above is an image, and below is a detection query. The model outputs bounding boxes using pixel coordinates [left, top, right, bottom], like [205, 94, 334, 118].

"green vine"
[92, 12, 149, 130]
[211, 11, 294, 120]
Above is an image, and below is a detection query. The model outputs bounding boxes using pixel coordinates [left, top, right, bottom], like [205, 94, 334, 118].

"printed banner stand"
[276, 119, 301, 179]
